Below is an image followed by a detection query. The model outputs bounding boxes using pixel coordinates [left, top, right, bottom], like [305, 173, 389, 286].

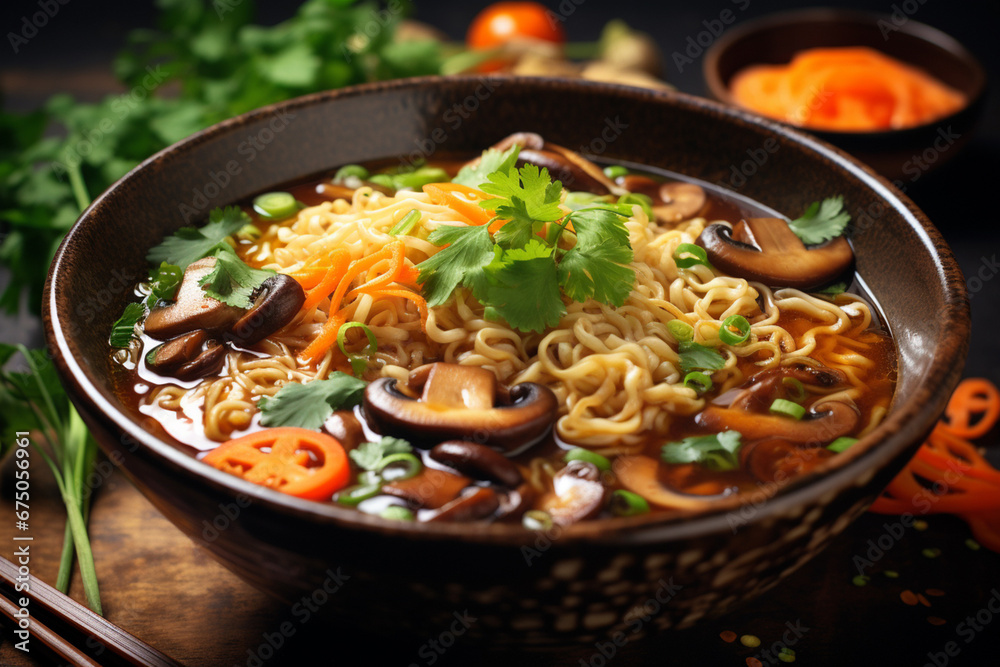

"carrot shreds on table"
[870, 378, 1000, 552]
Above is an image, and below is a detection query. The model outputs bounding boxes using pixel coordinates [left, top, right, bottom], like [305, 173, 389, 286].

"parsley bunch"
[417, 158, 636, 333]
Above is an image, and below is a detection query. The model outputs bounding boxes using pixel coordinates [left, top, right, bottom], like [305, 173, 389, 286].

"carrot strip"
[371, 288, 428, 329]
[423, 182, 496, 226]
[942, 377, 1000, 439]
[300, 313, 347, 365]
[348, 241, 405, 297]
[301, 249, 351, 311]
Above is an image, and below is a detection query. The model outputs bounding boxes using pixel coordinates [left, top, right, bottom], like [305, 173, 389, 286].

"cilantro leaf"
[557, 208, 635, 306]
[109, 303, 145, 348]
[146, 206, 250, 270]
[417, 224, 495, 306]
[678, 341, 725, 374]
[452, 144, 521, 189]
[482, 240, 565, 333]
[815, 282, 847, 296]
[198, 245, 276, 309]
[147, 262, 183, 305]
[480, 163, 564, 249]
[787, 196, 850, 245]
[257, 373, 367, 430]
[349, 436, 413, 471]
[661, 431, 743, 471]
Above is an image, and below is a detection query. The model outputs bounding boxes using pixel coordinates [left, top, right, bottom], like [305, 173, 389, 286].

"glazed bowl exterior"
[703, 8, 988, 183]
[44, 76, 969, 647]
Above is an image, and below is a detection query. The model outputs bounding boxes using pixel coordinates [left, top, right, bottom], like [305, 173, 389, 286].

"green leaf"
[482, 240, 565, 333]
[677, 341, 725, 374]
[661, 431, 743, 471]
[198, 245, 275, 309]
[109, 303, 145, 348]
[452, 144, 522, 190]
[349, 436, 413, 471]
[815, 282, 847, 296]
[417, 224, 496, 306]
[557, 207, 635, 306]
[146, 206, 250, 270]
[148, 262, 183, 304]
[480, 163, 564, 250]
[788, 196, 850, 245]
[257, 373, 367, 430]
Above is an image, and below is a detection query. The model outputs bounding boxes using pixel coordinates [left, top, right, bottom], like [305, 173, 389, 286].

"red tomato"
[467, 2, 565, 51]
[203, 427, 349, 500]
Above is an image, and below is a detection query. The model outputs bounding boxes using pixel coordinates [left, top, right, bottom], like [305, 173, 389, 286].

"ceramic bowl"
[44, 76, 969, 647]
[703, 8, 988, 182]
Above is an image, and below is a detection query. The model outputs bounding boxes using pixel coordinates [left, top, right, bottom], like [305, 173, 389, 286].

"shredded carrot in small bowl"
[730, 47, 967, 132]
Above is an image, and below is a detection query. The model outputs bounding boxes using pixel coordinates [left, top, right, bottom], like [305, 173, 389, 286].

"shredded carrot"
[301, 248, 351, 311]
[370, 287, 428, 328]
[730, 47, 966, 131]
[870, 378, 1000, 551]
[347, 241, 406, 297]
[423, 182, 495, 226]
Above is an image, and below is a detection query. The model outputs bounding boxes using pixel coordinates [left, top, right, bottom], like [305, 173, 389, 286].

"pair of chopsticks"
[0, 556, 184, 667]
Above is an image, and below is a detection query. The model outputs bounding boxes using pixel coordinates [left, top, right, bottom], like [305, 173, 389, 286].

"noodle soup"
[110, 133, 896, 526]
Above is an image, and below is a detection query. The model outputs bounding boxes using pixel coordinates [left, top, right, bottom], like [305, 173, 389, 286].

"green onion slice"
[564, 448, 611, 472]
[672, 243, 710, 269]
[610, 489, 650, 517]
[683, 371, 713, 394]
[380, 506, 415, 521]
[770, 398, 806, 420]
[334, 164, 369, 181]
[253, 191, 300, 220]
[617, 193, 654, 220]
[367, 174, 396, 190]
[667, 320, 694, 343]
[782, 377, 806, 402]
[335, 483, 381, 506]
[603, 165, 629, 179]
[376, 453, 422, 482]
[337, 322, 377, 378]
[827, 436, 859, 453]
[719, 315, 751, 346]
[392, 166, 449, 190]
[389, 209, 421, 236]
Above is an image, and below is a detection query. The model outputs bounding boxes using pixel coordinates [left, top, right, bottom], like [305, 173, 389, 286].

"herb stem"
[66, 161, 91, 214]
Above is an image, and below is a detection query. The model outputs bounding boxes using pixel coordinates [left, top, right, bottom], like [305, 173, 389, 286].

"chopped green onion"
[368, 174, 396, 190]
[719, 315, 751, 346]
[827, 436, 858, 453]
[683, 371, 713, 394]
[610, 490, 650, 517]
[357, 470, 381, 486]
[392, 166, 449, 190]
[380, 506, 415, 521]
[389, 209, 421, 236]
[334, 164, 369, 181]
[253, 191, 299, 220]
[335, 483, 381, 506]
[337, 322, 377, 357]
[603, 165, 629, 179]
[236, 223, 262, 241]
[564, 448, 611, 472]
[522, 510, 553, 531]
[667, 320, 694, 343]
[782, 377, 806, 402]
[376, 452, 422, 482]
[770, 398, 806, 420]
[672, 243, 710, 269]
[617, 193, 654, 219]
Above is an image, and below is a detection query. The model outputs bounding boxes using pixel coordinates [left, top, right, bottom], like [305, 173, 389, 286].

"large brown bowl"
[704, 8, 988, 183]
[44, 76, 968, 647]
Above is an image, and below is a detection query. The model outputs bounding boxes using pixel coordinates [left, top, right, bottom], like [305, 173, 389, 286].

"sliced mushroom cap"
[322, 410, 364, 451]
[428, 487, 500, 522]
[496, 482, 536, 519]
[538, 460, 606, 525]
[144, 258, 244, 340]
[741, 437, 835, 484]
[617, 175, 707, 224]
[145, 330, 226, 381]
[724, 365, 848, 412]
[363, 363, 558, 451]
[381, 467, 471, 509]
[229, 274, 305, 346]
[697, 399, 860, 445]
[457, 132, 545, 174]
[697, 217, 854, 290]
[429, 441, 524, 487]
[614, 455, 722, 511]
[518, 147, 622, 196]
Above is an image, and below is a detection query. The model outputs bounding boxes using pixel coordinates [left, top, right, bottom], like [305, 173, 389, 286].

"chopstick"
[0, 556, 185, 667]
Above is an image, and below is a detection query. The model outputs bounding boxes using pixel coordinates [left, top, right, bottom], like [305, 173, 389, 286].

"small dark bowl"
[44, 76, 969, 647]
[704, 8, 988, 183]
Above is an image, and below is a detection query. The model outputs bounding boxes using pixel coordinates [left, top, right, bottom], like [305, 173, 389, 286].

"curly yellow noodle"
[142, 185, 886, 452]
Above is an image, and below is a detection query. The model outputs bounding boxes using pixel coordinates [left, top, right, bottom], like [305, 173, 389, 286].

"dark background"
[2, 1, 999, 666]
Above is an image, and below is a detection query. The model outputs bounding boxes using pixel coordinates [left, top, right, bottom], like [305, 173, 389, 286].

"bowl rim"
[44, 75, 970, 545]
[703, 7, 989, 137]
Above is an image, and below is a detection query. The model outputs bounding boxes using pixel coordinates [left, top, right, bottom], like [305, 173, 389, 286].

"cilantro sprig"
[661, 431, 744, 471]
[257, 373, 367, 430]
[788, 196, 850, 245]
[417, 163, 636, 333]
[146, 206, 250, 270]
[199, 245, 276, 309]
[349, 436, 413, 471]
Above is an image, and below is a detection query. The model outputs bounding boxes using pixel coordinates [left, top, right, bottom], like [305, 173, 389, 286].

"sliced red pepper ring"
[203, 427, 349, 500]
